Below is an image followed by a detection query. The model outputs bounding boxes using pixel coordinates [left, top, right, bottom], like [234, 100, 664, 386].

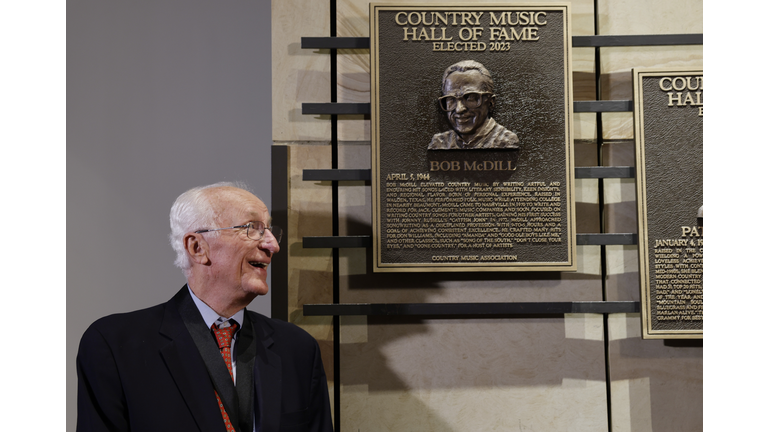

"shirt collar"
[187, 285, 245, 330]
[455, 117, 497, 148]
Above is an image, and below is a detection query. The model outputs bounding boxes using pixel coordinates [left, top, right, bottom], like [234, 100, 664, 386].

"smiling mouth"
[249, 261, 268, 269]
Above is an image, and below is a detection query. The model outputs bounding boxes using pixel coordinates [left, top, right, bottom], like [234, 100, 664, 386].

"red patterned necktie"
[212, 321, 239, 432]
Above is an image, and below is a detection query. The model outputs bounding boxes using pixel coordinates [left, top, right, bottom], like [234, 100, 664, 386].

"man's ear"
[184, 233, 211, 266]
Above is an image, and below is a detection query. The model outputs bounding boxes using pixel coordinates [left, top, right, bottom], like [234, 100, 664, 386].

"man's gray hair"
[168, 181, 252, 273]
[441, 60, 494, 94]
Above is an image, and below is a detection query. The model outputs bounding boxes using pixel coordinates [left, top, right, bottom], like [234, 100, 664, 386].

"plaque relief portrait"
[428, 60, 520, 151]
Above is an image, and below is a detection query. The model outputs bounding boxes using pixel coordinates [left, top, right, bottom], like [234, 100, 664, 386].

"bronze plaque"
[370, 3, 576, 272]
[633, 68, 703, 339]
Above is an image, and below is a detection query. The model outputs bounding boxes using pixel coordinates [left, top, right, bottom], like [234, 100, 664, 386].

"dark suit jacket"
[77, 286, 333, 432]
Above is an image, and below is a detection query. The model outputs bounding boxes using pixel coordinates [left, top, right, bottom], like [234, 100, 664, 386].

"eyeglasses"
[195, 222, 283, 244]
[438, 91, 494, 111]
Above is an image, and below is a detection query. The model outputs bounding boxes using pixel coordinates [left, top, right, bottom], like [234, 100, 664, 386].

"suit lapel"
[251, 312, 282, 432]
[159, 288, 287, 432]
[235, 312, 256, 432]
[177, 288, 242, 430]
[159, 288, 227, 432]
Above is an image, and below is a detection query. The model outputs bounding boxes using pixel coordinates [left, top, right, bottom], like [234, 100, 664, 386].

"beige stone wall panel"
[599, 46, 703, 140]
[338, 142, 373, 236]
[340, 315, 608, 431]
[337, 49, 371, 142]
[283, 142, 337, 419]
[574, 139, 600, 233]
[603, 245, 639, 302]
[597, 0, 703, 35]
[284, 143, 335, 348]
[272, 0, 332, 142]
[596, 0, 703, 139]
[601, 139, 635, 234]
[600, 140, 641, 301]
[608, 314, 703, 432]
[285, 143, 334, 329]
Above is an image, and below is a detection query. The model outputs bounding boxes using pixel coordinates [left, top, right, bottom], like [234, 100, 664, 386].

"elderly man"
[428, 60, 520, 150]
[77, 182, 333, 432]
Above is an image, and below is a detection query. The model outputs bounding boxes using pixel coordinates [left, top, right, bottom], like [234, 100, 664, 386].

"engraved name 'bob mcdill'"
[430, 160, 517, 171]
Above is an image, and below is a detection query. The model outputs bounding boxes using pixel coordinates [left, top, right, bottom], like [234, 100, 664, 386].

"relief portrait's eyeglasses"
[438, 91, 494, 111]
[195, 222, 283, 244]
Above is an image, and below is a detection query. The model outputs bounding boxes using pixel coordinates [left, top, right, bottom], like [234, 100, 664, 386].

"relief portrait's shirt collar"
[455, 117, 498, 148]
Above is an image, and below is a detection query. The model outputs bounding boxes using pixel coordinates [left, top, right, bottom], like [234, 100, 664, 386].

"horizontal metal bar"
[303, 169, 371, 181]
[301, 37, 370, 49]
[304, 101, 631, 115]
[302, 103, 371, 115]
[574, 100, 633, 112]
[576, 233, 637, 245]
[572, 34, 702, 47]
[303, 234, 636, 248]
[301, 34, 702, 50]
[304, 301, 640, 316]
[575, 167, 635, 178]
[303, 236, 373, 249]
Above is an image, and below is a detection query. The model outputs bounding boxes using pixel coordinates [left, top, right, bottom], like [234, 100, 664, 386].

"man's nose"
[454, 98, 468, 113]
[259, 230, 280, 254]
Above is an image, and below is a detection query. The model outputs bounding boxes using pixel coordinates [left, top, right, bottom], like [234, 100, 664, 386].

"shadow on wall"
[341, 314, 606, 391]
[334, 249, 609, 430]
[610, 323, 703, 432]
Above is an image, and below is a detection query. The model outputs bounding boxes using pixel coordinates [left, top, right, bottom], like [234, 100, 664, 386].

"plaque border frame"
[370, 2, 577, 273]
[633, 67, 703, 339]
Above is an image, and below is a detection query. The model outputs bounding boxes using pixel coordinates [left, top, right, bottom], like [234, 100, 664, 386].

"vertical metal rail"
[330, 3, 341, 432]
[593, 1, 613, 431]
[271, 146, 289, 322]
